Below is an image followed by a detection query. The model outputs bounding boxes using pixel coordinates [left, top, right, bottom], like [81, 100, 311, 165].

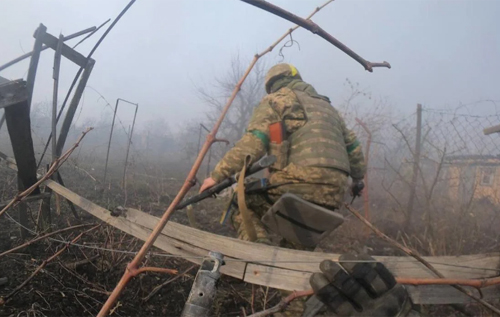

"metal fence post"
[103, 98, 138, 187]
[405, 104, 423, 228]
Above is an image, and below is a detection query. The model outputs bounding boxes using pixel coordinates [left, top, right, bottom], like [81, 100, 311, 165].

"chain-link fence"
[347, 101, 500, 253]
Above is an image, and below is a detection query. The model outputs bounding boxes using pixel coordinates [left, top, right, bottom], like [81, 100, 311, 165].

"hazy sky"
[1, 0, 499, 131]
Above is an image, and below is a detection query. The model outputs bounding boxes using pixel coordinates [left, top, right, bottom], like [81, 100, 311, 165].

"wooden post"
[55, 172, 79, 220]
[17, 178, 30, 239]
[39, 34, 65, 232]
[56, 59, 94, 156]
[52, 34, 63, 161]
[2, 80, 39, 194]
[39, 164, 52, 232]
[0, 77, 7, 131]
[26, 24, 46, 110]
[405, 104, 423, 229]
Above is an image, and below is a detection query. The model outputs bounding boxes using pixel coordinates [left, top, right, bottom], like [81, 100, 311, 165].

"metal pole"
[103, 99, 119, 185]
[405, 104, 422, 229]
[122, 99, 139, 187]
[104, 98, 138, 186]
[0, 26, 96, 73]
[121, 99, 138, 188]
[122, 125, 132, 188]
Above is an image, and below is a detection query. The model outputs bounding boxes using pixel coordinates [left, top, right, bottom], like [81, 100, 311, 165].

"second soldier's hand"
[199, 177, 217, 193]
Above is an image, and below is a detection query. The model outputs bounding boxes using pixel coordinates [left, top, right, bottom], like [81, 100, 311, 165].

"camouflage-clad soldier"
[199, 63, 366, 315]
[200, 63, 365, 246]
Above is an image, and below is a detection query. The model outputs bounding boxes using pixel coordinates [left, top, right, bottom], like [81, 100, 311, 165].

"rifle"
[176, 155, 276, 210]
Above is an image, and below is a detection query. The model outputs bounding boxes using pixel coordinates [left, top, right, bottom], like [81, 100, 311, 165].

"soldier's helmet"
[264, 63, 302, 93]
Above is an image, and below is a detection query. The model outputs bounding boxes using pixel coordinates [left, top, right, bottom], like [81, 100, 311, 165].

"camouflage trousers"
[229, 192, 309, 316]
[229, 180, 347, 316]
[230, 191, 315, 250]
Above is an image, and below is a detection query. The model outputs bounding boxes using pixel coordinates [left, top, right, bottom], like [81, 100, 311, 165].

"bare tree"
[177, 54, 266, 166]
[197, 54, 266, 144]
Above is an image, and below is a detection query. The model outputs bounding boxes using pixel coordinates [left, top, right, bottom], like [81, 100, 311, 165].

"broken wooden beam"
[0, 26, 96, 73]
[0, 79, 28, 109]
[40, 31, 88, 68]
[2, 79, 39, 194]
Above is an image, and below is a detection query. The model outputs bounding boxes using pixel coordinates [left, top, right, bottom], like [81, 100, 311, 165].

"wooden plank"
[44, 180, 245, 279]
[0, 79, 27, 109]
[0, 26, 96, 73]
[36, 179, 500, 305]
[41, 32, 87, 67]
[124, 208, 500, 279]
[484, 124, 500, 135]
[246, 264, 500, 304]
[3, 83, 39, 194]
[245, 264, 310, 291]
[406, 285, 499, 305]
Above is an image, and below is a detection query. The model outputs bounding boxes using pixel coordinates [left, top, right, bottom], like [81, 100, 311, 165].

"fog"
[1, 0, 499, 133]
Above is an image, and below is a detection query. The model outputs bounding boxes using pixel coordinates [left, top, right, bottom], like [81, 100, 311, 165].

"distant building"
[444, 155, 500, 206]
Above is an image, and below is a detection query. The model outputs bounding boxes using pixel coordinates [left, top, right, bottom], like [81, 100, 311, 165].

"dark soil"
[1, 164, 499, 316]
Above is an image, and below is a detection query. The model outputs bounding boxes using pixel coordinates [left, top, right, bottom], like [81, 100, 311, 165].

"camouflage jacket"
[211, 80, 366, 186]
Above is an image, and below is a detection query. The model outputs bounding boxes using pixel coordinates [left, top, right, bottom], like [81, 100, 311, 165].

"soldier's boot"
[279, 238, 315, 252]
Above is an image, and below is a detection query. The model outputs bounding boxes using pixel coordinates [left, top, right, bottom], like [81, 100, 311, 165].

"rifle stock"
[176, 155, 276, 210]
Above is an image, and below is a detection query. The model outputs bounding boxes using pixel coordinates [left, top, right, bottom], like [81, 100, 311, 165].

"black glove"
[310, 254, 413, 316]
[351, 180, 364, 198]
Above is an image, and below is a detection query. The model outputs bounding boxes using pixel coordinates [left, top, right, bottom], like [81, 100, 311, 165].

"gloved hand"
[350, 180, 364, 198]
[310, 254, 413, 316]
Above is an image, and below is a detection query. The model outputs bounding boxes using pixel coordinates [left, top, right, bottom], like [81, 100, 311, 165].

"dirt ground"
[0, 163, 499, 316]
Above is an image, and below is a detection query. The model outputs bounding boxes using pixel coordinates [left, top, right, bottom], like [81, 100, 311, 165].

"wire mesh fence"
[345, 101, 500, 253]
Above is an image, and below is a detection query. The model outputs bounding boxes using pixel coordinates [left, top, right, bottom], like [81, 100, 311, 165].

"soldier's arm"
[340, 116, 366, 180]
[210, 100, 278, 183]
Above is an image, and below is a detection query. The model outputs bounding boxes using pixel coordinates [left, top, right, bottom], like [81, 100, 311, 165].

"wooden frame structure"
[0, 23, 96, 231]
